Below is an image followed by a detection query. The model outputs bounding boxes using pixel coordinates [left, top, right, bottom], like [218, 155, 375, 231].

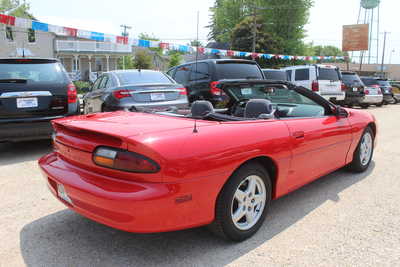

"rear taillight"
[377, 88, 382, 95]
[210, 81, 223, 96]
[67, 83, 77, 104]
[178, 87, 187, 95]
[341, 82, 346, 91]
[312, 81, 319, 92]
[364, 89, 370, 95]
[113, 89, 133, 99]
[93, 147, 160, 173]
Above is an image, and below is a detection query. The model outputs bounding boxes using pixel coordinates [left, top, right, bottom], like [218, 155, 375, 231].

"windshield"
[263, 70, 287, 81]
[342, 74, 363, 85]
[116, 71, 173, 85]
[226, 84, 319, 106]
[361, 78, 379, 86]
[377, 80, 391, 87]
[318, 68, 340, 81]
[216, 62, 263, 80]
[0, 62, 67, 83]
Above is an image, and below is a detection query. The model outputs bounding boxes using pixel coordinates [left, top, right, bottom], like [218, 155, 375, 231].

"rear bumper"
[383, 94, 394, 102]
[0, 115, 64, 142]
[38, 152, 225, 233]
[320, 93, 345, 101]
[360, 95, 383, 104]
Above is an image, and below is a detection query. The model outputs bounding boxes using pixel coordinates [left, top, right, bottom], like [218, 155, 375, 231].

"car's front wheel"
[209, 162, 271, 241]
[347, 127, 374, 172]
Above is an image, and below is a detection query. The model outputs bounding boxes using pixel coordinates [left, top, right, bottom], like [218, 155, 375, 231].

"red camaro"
[39, 80, 377, 241]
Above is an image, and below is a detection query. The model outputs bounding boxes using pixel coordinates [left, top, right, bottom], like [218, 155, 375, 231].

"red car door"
[283, 115, 352, 193]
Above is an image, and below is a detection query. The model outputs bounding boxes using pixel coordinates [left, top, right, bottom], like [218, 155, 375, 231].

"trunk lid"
[120, 83, 183, 102]
[53, 111, 214, 151]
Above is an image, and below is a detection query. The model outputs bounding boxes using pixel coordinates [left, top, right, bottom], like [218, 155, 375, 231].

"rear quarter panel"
[130, 120, 293, 198]
[345, 108, 377, 164]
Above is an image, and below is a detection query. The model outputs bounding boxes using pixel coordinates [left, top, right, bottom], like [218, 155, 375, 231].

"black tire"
[347, 127, 374, 172]
[208, 162, 272, 242]
[360, 104, 369, 109]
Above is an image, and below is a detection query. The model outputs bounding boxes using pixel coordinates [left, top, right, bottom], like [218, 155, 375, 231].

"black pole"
[381, 31, 388, 77]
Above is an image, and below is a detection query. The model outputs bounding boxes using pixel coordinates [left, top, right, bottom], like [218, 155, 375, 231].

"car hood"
[52, 111, 216, 139]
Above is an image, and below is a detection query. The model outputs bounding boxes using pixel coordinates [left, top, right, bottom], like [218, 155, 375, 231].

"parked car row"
[1, 57, 398, 142]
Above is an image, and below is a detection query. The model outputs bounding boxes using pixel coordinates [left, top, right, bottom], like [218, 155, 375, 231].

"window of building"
[6, 27, 14, 42]
[28, 29, 36, 43]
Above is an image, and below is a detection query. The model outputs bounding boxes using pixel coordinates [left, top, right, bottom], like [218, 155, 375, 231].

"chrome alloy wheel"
[360, 132, 373, 166]
[231, 175, 266, 231]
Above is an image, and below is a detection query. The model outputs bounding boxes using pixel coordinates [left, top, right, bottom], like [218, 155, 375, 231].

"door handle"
[293, 131, 305, 139]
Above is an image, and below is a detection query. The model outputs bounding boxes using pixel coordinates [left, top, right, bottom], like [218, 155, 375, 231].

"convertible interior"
[139, 83, 331, 121]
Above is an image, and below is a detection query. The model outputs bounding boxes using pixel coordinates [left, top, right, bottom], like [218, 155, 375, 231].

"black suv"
[0, 58, 79, 142]
[167, 59, 264, 105]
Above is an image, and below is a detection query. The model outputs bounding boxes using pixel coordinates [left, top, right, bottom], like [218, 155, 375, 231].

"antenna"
[193, 119, 198, 133]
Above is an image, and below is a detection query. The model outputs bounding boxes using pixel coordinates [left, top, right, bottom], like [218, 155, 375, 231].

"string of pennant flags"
[0, 13, 349, 61]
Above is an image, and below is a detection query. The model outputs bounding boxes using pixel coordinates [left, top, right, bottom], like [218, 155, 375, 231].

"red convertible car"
[39, 80, 376, 241]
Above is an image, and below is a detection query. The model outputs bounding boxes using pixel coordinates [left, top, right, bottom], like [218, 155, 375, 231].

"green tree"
[0, 0, 35, 19]
[168, 51, 182, 68]
[134, 49, 153, 69]
[190, 40, 203, 47]
[230, 16, 279, 54]
[117, 55, 135, 70]
[209, 0, 314, 55]
[312, 45, 348, 57]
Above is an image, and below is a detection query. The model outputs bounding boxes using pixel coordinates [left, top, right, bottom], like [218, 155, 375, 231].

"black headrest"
[191, 100, 214, 118]
[244, 99, 273, 118]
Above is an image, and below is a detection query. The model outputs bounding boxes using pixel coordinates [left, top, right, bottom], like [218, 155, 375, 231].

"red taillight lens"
[377, 88, 382, 95]
[113, 89, 132, 99]
[67, 83, 77, 104]
[93, 147, 160, 173]
[210, 81, 223, 96]
[341, 82, 346, 91]
[178, 87, 187, 95]
[312, 81, 319, 92]
[364, 89, 370, 95]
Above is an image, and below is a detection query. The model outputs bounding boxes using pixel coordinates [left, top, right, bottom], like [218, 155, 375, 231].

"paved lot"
[1, 105, 400, 267]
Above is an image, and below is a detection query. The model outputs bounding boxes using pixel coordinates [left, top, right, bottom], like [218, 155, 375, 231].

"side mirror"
[334, 105, 348, 118]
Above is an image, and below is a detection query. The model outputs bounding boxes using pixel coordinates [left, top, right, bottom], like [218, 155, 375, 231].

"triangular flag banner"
[0, 15, 347, 63]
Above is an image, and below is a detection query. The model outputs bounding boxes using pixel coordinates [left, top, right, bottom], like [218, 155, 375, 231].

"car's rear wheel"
[347, 127, 374, 172]
[209, 162, 271, 241]
[360, 104, 369, 109]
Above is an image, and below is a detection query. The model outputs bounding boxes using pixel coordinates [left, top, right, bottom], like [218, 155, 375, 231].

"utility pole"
[120, 24, 132, 70]
[252, 8, 257, 54]
[381, 31, 389, 78]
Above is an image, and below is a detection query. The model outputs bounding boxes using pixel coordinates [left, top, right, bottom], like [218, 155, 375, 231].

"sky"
[28, 0, 400, 63]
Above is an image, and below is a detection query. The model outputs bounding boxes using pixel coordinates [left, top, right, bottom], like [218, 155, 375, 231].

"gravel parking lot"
[1, 105, 399, 267]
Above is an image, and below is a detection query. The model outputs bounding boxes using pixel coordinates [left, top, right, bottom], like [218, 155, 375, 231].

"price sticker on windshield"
[241, 88, 252, 95]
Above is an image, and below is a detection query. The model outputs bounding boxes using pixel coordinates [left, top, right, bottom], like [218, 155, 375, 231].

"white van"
[283, 65, 345, 101]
